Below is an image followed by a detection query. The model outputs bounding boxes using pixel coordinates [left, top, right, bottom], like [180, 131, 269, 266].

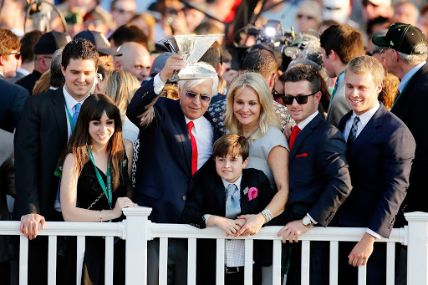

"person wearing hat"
[16, 31, 70, 95]
[372, 22, 428, 284]
[74, 29, 120, 70]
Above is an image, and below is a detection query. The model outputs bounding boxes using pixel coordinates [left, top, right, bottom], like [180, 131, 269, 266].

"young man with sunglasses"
[278, 64, 352, 285]
[0, 28, 30, 133]
[127, 55, 219, 285]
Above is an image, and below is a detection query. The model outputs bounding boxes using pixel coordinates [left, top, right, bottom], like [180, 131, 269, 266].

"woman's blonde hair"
[224, 72, 279, 139]
[104, 70, 140, 118]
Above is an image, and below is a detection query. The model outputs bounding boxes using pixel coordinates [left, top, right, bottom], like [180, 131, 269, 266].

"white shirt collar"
[185, 115, 209, 133]
[222, 175, 243, 191]
[398, 62, 425, 93]
[351, 101, 380, 126]
[63, 86, 88, 111]
[297, 111, 319, 130]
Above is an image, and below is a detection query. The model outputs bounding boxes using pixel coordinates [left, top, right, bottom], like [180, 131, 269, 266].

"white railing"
[1, 209, 428, 285]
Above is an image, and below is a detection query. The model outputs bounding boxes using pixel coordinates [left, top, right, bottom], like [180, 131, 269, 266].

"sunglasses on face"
[185, 91, 211, 103]
[272, 89, 284, 97]
[296, 14, 316, 21]
[5, 52, 21, 60]
[113, 7, 135, 14]
[362, 0, 379, 7]
[283, 90, 319, 105]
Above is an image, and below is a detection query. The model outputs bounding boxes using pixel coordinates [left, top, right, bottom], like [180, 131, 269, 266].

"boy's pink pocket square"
[248, 187, 258, 201]
[295, 152, 309, 158]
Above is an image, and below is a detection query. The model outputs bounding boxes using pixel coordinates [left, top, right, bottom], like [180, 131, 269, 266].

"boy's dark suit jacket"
[334, 105, 415, 285]
[127, 79, 219, 224]
[391, 63, 428, 213]
[182, 159, 275, 285]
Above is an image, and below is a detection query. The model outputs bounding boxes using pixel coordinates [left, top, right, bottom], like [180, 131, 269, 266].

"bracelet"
[99, 210, 103, 222]
[261, 208, 273, 223]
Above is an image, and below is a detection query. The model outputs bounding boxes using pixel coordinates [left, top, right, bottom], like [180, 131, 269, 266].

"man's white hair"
[178, 61, 219, 95]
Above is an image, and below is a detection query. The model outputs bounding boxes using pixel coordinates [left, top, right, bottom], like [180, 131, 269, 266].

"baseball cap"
[34, 31, 71, 55]
[372, 23, 427, 55]
[74, 30, 120, 56]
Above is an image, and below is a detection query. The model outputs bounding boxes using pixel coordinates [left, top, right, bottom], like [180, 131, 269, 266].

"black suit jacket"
[182, 159, 275, 285]
[0, 76, 29, 132]
[286, 113, 352, 225]
[335, 106, 415, 237]
[13, 88, 68, 219]
[391, 63, 428, 212]
[16, 70, 42, 95]
[127, 79, 219, 223]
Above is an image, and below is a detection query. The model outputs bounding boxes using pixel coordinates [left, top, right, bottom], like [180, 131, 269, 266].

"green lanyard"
[86, 144, 113, 208]
[65, 104, 77, 133]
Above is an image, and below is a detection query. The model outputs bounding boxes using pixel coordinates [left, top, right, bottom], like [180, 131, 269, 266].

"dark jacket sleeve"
[13, 96, 41, 217]
[309, 128, 353, 226]
[126, 79, 160, 126]
[369, 125, 416, 237]
[181, 159, 216, 228]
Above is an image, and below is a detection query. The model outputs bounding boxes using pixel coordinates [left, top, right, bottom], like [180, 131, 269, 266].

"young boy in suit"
[182, 134, 275, 285]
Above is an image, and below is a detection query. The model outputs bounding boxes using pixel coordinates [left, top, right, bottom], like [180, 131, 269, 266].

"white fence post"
[123, 207, 153, 285]
[405, 211, 428, 285]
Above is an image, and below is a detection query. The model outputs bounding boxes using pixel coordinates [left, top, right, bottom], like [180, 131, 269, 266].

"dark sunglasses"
[283, 90, 319, 105]
[272, 89, 285, 98]
[113, 7, 134, 14]
[362, 0, 379, 7]
[5, 52, 21, 60]
[185, 91, 211, 103]
[296, 14, 316, 21]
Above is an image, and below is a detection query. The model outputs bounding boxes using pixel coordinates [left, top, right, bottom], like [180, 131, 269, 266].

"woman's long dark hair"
[67, 93, 124, 190]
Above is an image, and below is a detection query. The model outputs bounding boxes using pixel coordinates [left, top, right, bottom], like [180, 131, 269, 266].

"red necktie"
[289, 126, 301, 150]
[187, 121, 198, 175]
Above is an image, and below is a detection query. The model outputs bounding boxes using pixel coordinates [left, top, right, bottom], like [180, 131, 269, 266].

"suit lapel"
[213, 175, 227, 215]
[174, 104, 192, 174]
[392, 63, 427, 112]
[51, 89, 68, 143]
[338, 111, 353, 133]
[351, 105, 386, 147]
[290, 114, 323, 161]
[239, 173, 250, 214]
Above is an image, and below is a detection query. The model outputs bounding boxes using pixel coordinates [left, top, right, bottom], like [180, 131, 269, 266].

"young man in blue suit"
[277, 64, 352, 285]
[127, 56, 219, 285]
[335, 56, 415, 285]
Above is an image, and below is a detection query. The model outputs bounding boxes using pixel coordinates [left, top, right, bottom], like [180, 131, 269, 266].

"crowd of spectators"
[1, 0, 428, 284]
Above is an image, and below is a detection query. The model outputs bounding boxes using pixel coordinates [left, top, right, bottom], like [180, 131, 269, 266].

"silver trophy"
[158, 34, 220, 82]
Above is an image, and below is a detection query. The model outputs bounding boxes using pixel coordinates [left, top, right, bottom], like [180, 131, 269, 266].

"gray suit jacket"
[327, 76, 351, 127]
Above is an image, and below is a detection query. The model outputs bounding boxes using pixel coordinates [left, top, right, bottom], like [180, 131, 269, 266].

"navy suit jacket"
[13, 88, 68, 219]
[127, 79, 218, 223]
[0, 76, 29, 132]
[335, 105, 416, 237]
[286, 113, 352, 226]
[391, 63, 428, 213]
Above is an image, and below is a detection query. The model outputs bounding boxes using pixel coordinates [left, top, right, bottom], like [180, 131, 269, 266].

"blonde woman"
[224, 72, 289, 235]
[104, 70, 141, 144]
